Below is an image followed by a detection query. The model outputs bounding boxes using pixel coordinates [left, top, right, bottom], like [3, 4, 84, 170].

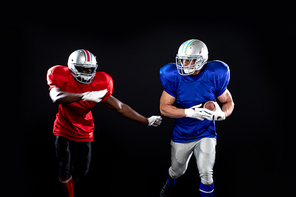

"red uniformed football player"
[47, 49, 162, 197]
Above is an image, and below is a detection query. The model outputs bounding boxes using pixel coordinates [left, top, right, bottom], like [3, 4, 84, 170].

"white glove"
[82, 89, 108, 103]
[147, 116, 162, 127]
[202, 102, 226, 121]
[184, 104, 207, 121]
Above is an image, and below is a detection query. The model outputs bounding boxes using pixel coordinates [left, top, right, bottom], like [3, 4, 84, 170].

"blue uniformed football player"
[159, 39, 234, 197]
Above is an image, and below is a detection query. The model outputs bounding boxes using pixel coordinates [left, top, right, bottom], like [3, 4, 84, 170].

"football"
[204, 101, 216, 111]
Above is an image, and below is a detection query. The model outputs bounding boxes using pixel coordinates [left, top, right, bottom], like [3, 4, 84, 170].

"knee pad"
[200, 138, 216, 154]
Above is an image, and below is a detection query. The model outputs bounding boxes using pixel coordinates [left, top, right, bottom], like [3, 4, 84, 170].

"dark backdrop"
[2, 15, 293, 197]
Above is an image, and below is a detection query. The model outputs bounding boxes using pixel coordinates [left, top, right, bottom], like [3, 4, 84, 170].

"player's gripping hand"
[147, 116, 162, 127]
[82, 89, 108, 103]
[184, 104, 207, 121]
[202, 102, 226, 121]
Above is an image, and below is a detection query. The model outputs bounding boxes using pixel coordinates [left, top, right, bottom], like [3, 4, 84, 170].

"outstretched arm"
[49, 87, 83, 104]
[103, 95, 149, 125]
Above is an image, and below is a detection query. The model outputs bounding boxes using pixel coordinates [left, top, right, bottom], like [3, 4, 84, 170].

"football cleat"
[160, 181, 175, 197]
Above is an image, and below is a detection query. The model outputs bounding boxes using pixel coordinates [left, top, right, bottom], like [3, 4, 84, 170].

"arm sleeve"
[46, 66, 62, 90]
[215, 64, 230, 97]
[160, 68, 177, 98]
[101, 73, 114, 102]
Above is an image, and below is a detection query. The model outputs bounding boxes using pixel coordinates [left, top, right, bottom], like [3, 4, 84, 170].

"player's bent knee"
[169, 166, 187, 179]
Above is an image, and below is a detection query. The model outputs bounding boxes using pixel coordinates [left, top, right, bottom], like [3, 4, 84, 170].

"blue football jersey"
[160, 60, 230, 143]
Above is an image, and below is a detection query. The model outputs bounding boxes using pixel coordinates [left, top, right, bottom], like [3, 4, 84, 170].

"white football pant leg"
[194, 138, 216, 185]
[169, 140, 194, 179]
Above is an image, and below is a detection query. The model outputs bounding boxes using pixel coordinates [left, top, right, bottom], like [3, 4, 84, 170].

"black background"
[2, 8, 294, 197]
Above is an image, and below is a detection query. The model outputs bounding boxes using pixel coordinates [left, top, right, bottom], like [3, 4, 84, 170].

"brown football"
[204, 101, 216, 111]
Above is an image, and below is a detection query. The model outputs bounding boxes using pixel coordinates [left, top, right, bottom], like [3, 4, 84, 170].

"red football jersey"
[47, 65, 113, 142]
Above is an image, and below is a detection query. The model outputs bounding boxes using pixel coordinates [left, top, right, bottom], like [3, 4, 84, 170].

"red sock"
[59, 174, 74, 197]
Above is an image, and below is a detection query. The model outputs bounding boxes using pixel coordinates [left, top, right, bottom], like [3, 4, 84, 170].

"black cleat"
[160, 181, 175, 197]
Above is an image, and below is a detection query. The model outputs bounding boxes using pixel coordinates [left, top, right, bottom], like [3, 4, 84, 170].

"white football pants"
[169, 138, 216, 185]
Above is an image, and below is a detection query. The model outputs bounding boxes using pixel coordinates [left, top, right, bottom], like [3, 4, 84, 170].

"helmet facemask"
[72, 64, 97, 84]
[176, 55, 206, 75]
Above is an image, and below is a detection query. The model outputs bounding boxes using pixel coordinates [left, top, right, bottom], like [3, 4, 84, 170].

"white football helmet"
[176, 39, 208, 75]
[67, 49, 98, 84]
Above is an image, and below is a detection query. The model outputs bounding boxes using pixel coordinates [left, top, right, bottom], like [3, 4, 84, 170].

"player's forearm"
[50, 87, 83, 104]
[103, 96, 149, 125]
[160, 104, 186, 118]
[55, 93, 83, 104]
[116, 103, 149, 125]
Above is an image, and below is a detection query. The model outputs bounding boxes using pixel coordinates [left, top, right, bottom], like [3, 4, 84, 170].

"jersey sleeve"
[214, 61, 230, 97]
[46, 65, 67, 90]
[160, 64, 178, 98]
[93, 72, 114, 102]
[101, 73, 114, 102]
